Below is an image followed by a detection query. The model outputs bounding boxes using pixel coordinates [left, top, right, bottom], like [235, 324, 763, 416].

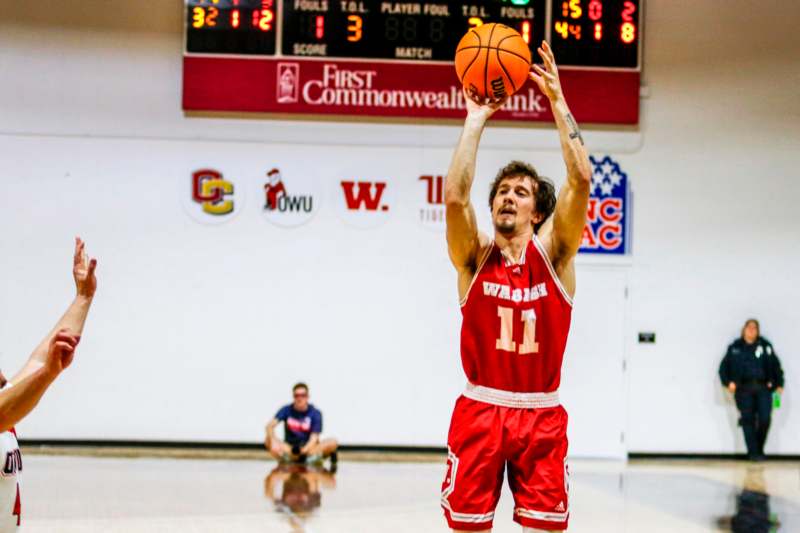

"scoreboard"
[183, 1, 643, 124]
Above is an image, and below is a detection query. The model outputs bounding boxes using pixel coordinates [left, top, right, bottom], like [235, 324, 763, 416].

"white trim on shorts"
[440, 447, 495, 525]
[463, 382, 560, 409]
[441, 499, 496, 524]
[515, 507, 570, 522]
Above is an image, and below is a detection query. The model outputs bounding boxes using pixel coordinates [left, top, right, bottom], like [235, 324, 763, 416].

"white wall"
[1, 1, 798, 454]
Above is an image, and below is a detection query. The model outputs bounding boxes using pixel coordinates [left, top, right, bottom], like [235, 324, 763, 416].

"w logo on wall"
[335, 180, 393, 229]
[579, 156, 630, 255]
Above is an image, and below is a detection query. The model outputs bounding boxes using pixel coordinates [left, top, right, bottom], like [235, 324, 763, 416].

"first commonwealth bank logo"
[277, 63, 299, 104]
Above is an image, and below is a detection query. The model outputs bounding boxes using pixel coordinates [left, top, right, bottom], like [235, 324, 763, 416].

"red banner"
[183, 56, 639, 124]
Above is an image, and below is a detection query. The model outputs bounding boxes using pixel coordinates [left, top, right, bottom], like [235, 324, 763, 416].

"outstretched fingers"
[73, 237, 84, 267]
[538, 41, 556, 71]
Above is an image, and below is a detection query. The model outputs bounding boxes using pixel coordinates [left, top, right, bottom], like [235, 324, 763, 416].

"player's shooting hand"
[45, 329, 80, 377]
[529, 41, 564, 103]
[463, 87, 508, 123]
[73, 237, 98, 299]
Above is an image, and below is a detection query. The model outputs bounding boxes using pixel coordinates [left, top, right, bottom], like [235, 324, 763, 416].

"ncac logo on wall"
[335, 180, 393, 229]
[182, 169, 243, 225]
[261, 167, 320, 227]
[579, 155, 630, 255]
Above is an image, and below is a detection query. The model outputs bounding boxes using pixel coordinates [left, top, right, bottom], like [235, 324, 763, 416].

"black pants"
[735, 385, 772, 456]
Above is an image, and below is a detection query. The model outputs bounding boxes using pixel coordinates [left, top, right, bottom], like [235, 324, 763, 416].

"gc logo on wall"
[182, 168, 244, 225]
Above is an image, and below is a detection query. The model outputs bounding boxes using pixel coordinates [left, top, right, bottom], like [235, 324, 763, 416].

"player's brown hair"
[293, 382, 309, 394]
[488, 161, 556, 234]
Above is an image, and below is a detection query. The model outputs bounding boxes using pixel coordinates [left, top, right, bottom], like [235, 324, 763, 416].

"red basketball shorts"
[441, 386, 569, 531]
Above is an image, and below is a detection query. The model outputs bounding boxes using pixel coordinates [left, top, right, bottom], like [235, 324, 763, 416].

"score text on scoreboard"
[550, 0, 639, 67]
[281, 1, 546, 62]
[187, 1, 277, 55]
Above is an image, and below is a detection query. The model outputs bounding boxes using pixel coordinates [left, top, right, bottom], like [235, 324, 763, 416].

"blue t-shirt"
[275, 404, 323, 446]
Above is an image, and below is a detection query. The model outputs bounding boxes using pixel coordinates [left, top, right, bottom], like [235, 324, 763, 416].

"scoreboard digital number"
[185, 0, 642, 69]
[550, 0, 640, 67]
[186, 1, 277, 55]
[282, 1, 546, 62]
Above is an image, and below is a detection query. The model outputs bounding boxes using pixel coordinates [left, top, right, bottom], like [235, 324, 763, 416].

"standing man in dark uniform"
[719, 319, 785, 461]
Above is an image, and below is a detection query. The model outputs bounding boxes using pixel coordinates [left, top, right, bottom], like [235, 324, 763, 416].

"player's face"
[293, 388, 309, 410]
[492, 176, 538, 235]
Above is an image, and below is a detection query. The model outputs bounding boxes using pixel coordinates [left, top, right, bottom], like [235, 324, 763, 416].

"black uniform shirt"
[740, 342, 767, 381]
[719, 336, 785, 389]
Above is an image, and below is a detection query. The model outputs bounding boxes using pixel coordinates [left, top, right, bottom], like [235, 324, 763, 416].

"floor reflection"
[265, 463, 336, 532]
[716, 466, 781, 532]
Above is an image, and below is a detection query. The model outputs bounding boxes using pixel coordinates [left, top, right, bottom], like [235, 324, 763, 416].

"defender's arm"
[12, 238, 97, 385]
[0, 330, 80, 432]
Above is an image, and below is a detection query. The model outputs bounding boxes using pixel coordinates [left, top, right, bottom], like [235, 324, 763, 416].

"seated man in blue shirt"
[266, 383, 338, 468]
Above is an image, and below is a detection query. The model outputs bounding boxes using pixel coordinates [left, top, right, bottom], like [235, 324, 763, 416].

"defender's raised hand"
[529, 41, 564, 103]
[45, 329, 80, 377]
[73, 237, 98, 299]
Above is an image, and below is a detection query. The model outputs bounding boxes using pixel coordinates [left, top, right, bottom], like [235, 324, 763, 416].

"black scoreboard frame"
[184, 0, 645, 71]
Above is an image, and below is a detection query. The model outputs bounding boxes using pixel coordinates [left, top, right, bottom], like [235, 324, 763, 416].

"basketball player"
[0, 237, 97, 530]
[440, 42, 591, 532]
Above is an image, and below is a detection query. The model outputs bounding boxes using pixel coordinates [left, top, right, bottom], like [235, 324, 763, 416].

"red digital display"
[550, 0, 640, 68]
[186, 0, 276, 55]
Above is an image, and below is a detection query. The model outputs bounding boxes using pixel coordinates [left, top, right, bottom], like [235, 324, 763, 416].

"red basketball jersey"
[460, 236, 573, 393]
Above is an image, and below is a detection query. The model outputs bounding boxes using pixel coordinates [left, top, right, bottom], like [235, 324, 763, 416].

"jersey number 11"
[496, 306, 539, 355]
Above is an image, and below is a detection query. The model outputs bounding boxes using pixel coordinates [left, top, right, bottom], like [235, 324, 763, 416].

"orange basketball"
[455, 23, 532, 100]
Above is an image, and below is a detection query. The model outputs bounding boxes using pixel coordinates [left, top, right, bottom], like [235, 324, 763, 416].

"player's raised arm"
[11, 237, 98, 385]
[445, 90, 504, 280]
[529, 42, 592, 267]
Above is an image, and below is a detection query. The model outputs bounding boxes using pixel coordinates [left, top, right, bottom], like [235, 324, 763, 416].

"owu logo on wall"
[579, 156, 631, 255]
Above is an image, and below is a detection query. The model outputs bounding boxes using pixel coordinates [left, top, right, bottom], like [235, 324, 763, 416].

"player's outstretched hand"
[73, 237, 98, 299]
[463, 87, 508, 122]
[529, 41, 563, 103]
[45, 329, 80, 377]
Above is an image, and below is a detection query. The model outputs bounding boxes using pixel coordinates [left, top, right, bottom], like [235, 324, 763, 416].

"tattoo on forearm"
[565, 113, 584, 146]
